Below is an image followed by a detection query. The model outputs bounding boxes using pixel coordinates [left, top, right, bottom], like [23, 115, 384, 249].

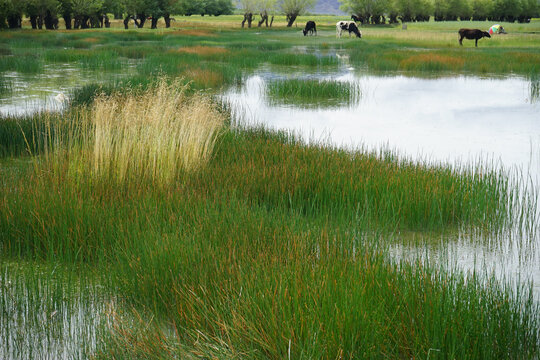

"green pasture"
[1, 18, 540, 359]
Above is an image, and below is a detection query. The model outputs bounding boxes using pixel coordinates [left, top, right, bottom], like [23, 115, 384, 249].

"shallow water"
[0, 63, 136, 116]
[222, 68, 540, 298]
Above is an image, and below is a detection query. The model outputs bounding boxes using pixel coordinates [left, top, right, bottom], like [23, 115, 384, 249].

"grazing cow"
[347, 22, 362, 38]
[458, 28, 491, 47]
[336, 21, 361, 38]
[303, 21, 317, 36]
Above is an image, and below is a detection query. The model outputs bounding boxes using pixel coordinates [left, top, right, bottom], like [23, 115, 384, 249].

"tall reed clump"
[45, 79, 225, 188]
[88, 80, 224, 186]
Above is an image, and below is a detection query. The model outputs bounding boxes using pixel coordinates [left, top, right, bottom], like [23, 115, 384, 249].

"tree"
[71, 0, 104, 28]
[0, 0, 24, 29]
[204, 0, 234, 15]
[238, 0, 257, 27]
[279, 0, 315, 27]
[471, 0, 492, 20]
[257, 0, 277, 26]
[341, 0, 389, 24]
[57, 0, 73, 29]
[517, 0, 540, 22]
[24, 0, 60, 29]
[123, 0, 151, 27]
[491, 0, 521, 21]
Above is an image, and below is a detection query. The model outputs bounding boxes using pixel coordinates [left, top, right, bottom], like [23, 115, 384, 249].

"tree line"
[1, 0, 538, 30]
[0, 0, 234, 30]
[341, 0, 539, 24]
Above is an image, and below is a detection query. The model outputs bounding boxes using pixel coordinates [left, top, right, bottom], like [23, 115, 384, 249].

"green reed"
[268, 52, 338, 67]
[266, 78, 361, 107]
[0, 55, 43, 73]
[0, 76, 11, 96]
[0, 261, 113, 360]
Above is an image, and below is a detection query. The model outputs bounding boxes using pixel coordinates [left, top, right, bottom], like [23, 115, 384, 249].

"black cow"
[303, 21, 316, 36]
[347, 22, 362, 38]
[458, 28, 491, 47]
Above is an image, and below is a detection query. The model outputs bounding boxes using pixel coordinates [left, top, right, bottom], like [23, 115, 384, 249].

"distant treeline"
[0, 0, 538, 30]
[341, 0, 539, 24]
[0, 0, 234, 30]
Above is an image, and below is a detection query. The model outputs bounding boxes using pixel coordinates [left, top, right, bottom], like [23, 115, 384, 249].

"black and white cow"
[336, 21, 362, 38]
[303, 21, 317, 36]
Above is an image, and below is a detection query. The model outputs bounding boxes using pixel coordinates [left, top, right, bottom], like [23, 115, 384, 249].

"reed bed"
[268, 53, 338, 67]
[0, 76, 11, 96]
[89, 81, 223, 184]
[0, 262, 113, 359]
[266, 78, 361, 107]
[0, 55, 43, 73]
[45, 80, 224, 187]
[1, 119, 538, 359]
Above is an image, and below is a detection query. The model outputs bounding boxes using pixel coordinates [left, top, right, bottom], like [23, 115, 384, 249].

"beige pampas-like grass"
[90, 79, 224, 185]
[39, 79, 224, 187]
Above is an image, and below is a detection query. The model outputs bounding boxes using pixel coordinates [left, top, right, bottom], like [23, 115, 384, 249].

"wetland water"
[2, 58, 540, 358]
[221, 69, 540, 297]
[2, 66, 540, 293]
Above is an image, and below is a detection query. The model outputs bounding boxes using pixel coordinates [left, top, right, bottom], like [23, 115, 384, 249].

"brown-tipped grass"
[172, 45, 229, 57]
[183, 68, 225, 88]
[399, 53, 466, 71]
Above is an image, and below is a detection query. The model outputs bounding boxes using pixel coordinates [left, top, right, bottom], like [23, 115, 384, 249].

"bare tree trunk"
[30, 15, 38, 29]
[164, 14, 171, 28]
[258, 12, 268, 27]
[242, 13, 253, 28]
[151, 17, 159, 29]
[7, 15, 21, 28]
[63, 14, 72, 29]
[286, 13, 297, 27]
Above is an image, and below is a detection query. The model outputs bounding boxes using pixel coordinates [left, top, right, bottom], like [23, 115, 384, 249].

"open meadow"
[1, 15, 540, 359]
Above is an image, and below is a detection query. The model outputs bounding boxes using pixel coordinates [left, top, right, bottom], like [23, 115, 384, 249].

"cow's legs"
[459, 35, 463, 45]
[475, 38, 478, 47]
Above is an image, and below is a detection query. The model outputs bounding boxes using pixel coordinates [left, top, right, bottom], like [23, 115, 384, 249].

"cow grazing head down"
[336, 21, 361, 38]
[348, 22, 362, 38]
[303, 21, 316, 36]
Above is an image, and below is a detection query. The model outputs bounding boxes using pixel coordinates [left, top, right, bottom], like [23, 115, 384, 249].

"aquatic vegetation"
[266, 78, 361, 107]
[268, 52, 338, 67]
[172, 45, 229, 57]
[0, 77, 11, 96]
[0, 262, 111, 360]
[0, 55, 43, 73]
